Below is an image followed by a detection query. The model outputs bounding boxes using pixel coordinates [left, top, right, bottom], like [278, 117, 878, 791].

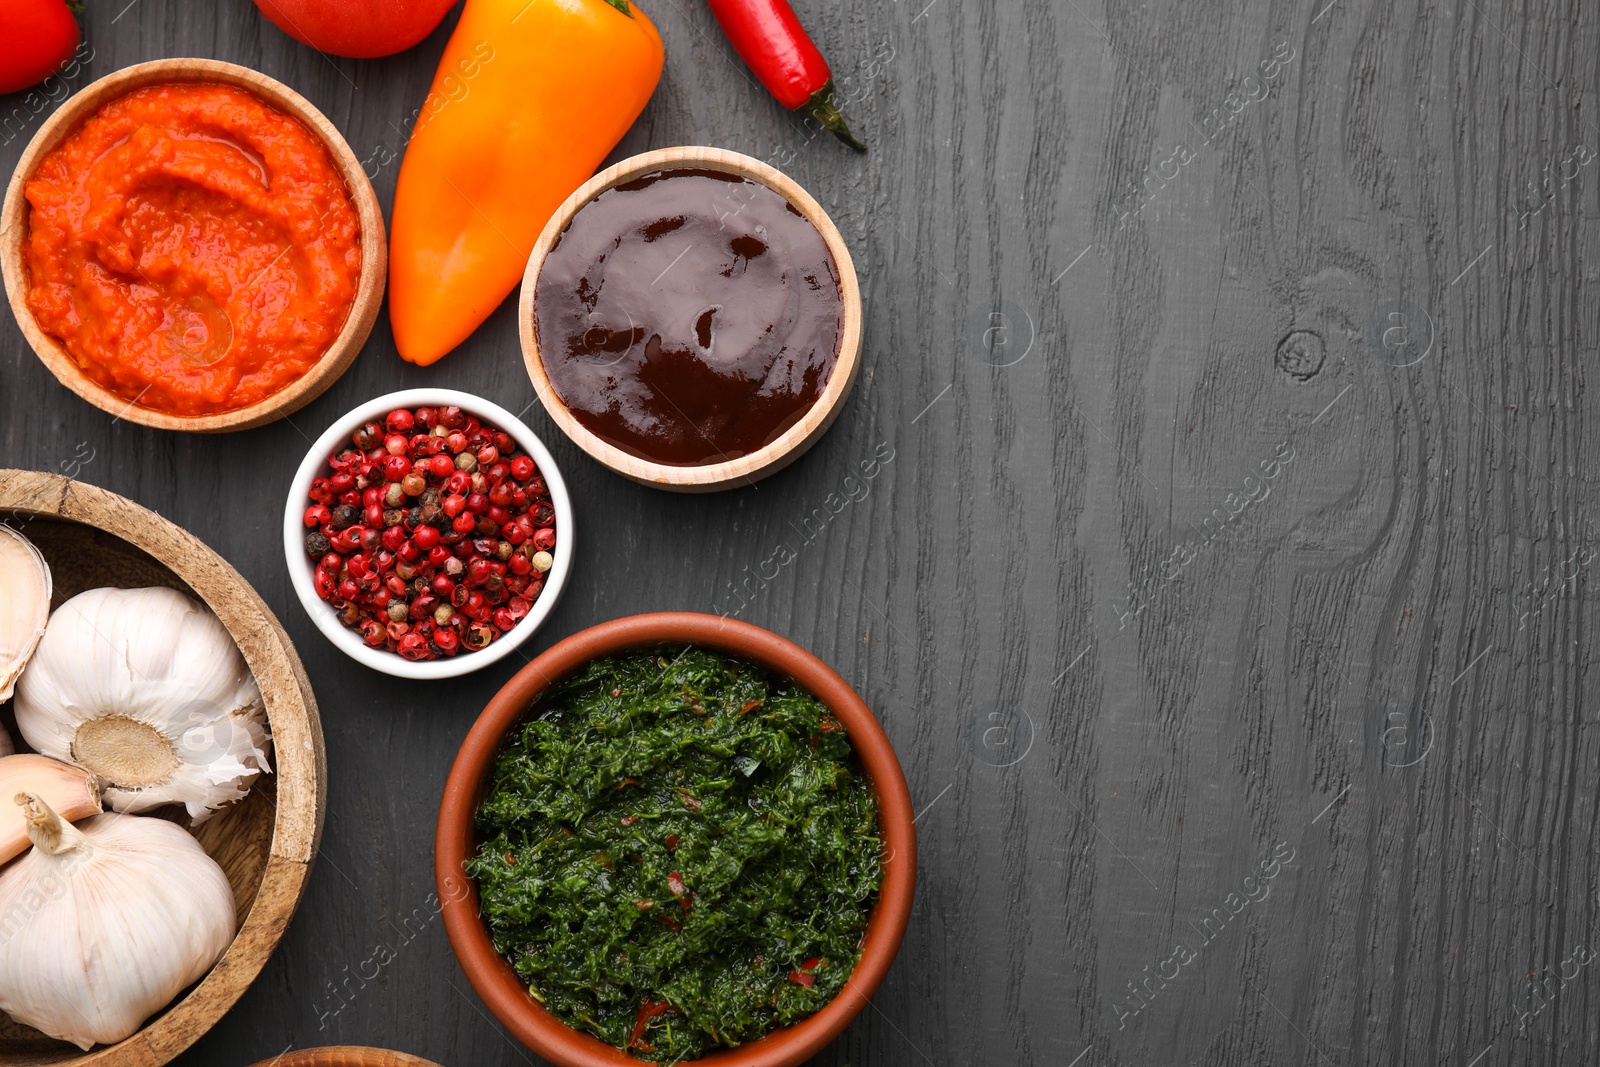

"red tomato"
[252, 0, 459, 59]
[0, 0, 80, 96]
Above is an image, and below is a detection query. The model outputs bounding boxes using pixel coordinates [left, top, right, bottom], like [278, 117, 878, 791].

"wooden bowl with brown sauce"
[518, 147, 862, 493]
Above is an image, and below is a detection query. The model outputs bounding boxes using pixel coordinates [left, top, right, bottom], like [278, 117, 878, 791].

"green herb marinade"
[466, 648, 883, 1061]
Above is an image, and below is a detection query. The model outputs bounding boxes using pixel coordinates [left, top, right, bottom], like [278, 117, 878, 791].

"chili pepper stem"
[801, 82, 867, 152]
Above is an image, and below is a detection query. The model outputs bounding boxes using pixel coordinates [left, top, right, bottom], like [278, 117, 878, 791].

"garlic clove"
[0, 756, 101, 864]
[0, 525, 51, 702]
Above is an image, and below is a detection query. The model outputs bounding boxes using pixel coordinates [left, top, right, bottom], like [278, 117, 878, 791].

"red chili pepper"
[631, 999, 675, 1049]
[705, 0, 866, 151]
[788, 969, 816, 987]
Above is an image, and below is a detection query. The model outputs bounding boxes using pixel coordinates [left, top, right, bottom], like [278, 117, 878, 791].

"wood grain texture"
[1, 0, 1597, 1063]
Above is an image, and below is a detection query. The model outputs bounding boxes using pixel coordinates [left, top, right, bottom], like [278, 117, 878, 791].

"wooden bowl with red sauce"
[518, 147, 862, 492]
[0, 58, 386, 433]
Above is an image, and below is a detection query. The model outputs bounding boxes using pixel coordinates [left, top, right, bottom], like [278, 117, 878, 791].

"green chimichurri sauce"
[467, 648, 883, 1061]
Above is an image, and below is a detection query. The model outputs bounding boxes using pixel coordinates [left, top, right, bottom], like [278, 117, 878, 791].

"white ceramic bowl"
[283, 388, 574, 680]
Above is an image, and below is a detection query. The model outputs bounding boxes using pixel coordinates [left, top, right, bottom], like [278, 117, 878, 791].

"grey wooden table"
[3, 0, 1597, 1063]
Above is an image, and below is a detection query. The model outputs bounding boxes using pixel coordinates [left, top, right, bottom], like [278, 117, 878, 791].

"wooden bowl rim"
[0, 470, 327, 1065]
[244, 1047, 444, 1067]
[0, 58, 387, 434]
[280, 388, 576, 680]
[517, 146, 863, 493]
[435, 612, 915, 1067]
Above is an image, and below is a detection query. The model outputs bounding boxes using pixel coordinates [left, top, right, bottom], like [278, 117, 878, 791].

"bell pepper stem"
[801, 82, 867, 152]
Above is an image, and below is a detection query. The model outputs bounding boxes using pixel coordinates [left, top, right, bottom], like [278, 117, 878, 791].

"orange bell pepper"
[388, 0, 663, 365]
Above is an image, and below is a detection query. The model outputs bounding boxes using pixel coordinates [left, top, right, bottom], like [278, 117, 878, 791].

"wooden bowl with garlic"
[0, 469, 324, 1065]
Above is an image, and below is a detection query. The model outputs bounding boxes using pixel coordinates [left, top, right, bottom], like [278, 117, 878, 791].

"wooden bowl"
[0, 59, 386, 433]
[0, 470, 326, 1065]
[435, 613, 915, 1067]
[245, 1049, 442, 1067]
[517, 147, 863, 493]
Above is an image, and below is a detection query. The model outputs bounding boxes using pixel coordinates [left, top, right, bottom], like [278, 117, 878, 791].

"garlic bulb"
[0, 524, 51, 701]
[0, 755, 101, 865]
[0, 793, 236, 1050]
[15, 586, 271, 823]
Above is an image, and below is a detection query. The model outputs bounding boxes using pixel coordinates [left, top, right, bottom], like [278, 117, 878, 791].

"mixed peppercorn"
[303, 405, 557, 661]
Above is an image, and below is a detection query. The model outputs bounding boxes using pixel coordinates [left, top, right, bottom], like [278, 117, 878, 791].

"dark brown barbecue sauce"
[533, 168, 843, 466]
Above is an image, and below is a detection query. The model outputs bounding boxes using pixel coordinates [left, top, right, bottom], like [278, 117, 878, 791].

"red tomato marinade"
[23, 82, 361, 417]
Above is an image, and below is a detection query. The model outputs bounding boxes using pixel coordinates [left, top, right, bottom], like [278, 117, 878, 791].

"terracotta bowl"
[281, 388, 576, 681]
[435, 613, 914, 1067]
[518, 147, 863, 493]
[0, 470, 325, 1065]
[245, 1049, 442, 1067]
[0, 58, 386, 433]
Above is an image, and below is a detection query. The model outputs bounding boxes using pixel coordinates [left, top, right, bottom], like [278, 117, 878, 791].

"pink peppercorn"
[305, 404, 556, 661]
